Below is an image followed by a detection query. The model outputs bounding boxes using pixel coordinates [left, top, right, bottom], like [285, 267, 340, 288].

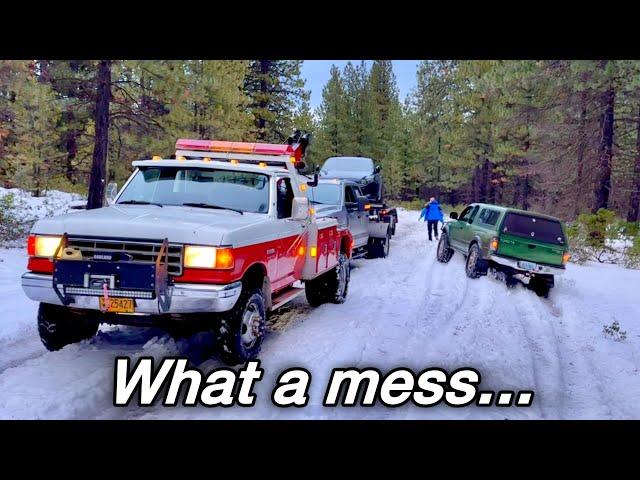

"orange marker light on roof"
[258, 162, 267, 168]
[230, 159, 239, 165]
[177, 156, 186, 161]
[152, 155, 162, 161]
[310, 246, 318, 257]
[202, 157, 211, 163]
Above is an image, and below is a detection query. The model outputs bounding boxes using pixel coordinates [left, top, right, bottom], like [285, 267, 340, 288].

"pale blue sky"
[301, 60, 421, 111]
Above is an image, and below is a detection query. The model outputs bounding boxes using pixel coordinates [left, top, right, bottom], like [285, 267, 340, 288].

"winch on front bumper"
[21, 235, 241, 315]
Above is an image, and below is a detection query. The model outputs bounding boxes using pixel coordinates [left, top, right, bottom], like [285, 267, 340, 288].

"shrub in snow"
[0, 187, 84, 247]
[603, 320, 627, 342]
[567, 209, 640, 269]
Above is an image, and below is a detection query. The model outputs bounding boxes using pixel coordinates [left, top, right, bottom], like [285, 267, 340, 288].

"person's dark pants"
[427, 220, 439, 241]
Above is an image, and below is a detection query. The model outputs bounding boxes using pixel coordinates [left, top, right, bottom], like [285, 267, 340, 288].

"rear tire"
[37, 303, 100, 351]
[436, 233, 454, 263]
[366, 232, 390, 259]
[215, 288, 266, 366]
[530, 278, 551, 298]
[305, 253, 350, 307]
[465, 243, 485, 279]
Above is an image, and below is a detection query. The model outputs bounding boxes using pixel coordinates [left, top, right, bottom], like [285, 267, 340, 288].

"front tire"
[37, 303, 100, 351]
[305, 252, 350, 307]
[436, 233, 454, 263]
[215, 288, 266, 366]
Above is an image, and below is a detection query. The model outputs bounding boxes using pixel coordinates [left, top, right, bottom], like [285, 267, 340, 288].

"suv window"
[502, 212, 566, 245]
[478, 208, 500, 226]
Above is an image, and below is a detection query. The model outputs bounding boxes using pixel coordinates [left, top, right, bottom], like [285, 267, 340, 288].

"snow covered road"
[1, 209, 639, 419]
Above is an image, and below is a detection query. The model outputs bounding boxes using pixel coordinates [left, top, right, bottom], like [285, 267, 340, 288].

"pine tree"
[245, 60, 309, 142]
[6, 61, 61, 196]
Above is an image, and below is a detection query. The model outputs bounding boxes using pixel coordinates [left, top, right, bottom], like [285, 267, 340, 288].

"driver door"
[274, 177, 305, 289]
[448, 205, 474, 251]
[345, 185, 368, 248]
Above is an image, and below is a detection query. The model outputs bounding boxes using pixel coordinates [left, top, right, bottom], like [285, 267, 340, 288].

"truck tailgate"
[497, 233, 565, 266]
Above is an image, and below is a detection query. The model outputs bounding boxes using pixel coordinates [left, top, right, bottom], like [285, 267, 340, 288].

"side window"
[468, 206, 480, 224]
[345, 186, 357, 204]
[276, 177, 294, 219]
[458, 206, 474, 222]
[484, 210, 500, 226]
[478, 208, 489, 224]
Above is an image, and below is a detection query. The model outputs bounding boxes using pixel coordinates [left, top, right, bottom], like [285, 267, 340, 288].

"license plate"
[99, 297, 134, 313]
[518, 260, 538, 271]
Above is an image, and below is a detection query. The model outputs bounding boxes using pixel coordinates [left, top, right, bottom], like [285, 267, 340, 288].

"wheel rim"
[384, 237, 390, 256]
[240, 302, 263, 349]
[336, 258, 348, 298]
[437, 237, 445, 257]
[467, 247, 478, 274]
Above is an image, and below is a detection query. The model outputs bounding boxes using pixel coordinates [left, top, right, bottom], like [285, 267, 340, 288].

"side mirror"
[106, 182, 118, 205]
[449, 211, 459, 220]
[374, 165, 381, 174]
[292, 196, 310, 220]
[357, 195, 369, 212]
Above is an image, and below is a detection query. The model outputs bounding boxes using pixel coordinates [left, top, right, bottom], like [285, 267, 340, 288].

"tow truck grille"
[66, 237, 184, 276]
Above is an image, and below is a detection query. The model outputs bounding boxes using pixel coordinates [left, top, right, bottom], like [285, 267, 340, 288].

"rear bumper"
[489, 255, 565, 276]
[21, 272, 242, 314]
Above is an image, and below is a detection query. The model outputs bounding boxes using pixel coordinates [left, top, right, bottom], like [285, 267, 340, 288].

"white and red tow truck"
[21, 134, 353, 364]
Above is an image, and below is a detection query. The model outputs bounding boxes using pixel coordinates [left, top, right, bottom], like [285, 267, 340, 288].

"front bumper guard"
[22, 272, 242, 314]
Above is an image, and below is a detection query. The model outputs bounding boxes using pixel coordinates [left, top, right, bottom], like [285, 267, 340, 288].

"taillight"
[562, 251, 570, 265]
[27, 235, 36, 256]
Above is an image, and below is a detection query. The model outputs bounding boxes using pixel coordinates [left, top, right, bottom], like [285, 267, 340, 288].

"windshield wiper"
[118, 200, 163, 207]
[310, 200, 326, 205]
[182, 202, 244, 215]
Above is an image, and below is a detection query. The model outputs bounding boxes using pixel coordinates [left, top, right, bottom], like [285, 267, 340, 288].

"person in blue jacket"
[418, 197, 444, 241]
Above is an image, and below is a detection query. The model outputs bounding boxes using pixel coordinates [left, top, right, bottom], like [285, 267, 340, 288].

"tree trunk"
[87, 60, 111, 210]
[592, 83, 615, 213]
[256, 60, 271, 140]
[574, 98, 588, 217]
[64, 131, 79, 183]
[628, 104, 640, 222]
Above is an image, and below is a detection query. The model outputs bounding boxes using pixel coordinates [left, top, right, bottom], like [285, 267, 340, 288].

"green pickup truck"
[436, 203, 570, 297]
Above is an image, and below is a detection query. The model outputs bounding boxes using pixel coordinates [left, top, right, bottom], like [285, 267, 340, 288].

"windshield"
[502, 213, 566, 245]
[308, 183, 342, 205]
[322, 157, 374, 174]
[117, 167, 270, 214]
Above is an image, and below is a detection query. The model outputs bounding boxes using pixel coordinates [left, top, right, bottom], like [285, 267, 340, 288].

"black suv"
[319, 156, 383, 202]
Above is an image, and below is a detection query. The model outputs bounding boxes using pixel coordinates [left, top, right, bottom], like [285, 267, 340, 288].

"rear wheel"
[37, 303, 100, 351]
[436, 233, 454, 263]
[215, 287, 266, 365]
[305, 253, 350, 307]
[465, 243, 485, 279]
[529, 278, 551, 298]
[366, 232, 390, 259]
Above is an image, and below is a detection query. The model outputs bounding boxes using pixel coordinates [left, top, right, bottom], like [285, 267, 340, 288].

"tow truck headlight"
[184, 246, 234, 270]
[27, 235, 63, 258]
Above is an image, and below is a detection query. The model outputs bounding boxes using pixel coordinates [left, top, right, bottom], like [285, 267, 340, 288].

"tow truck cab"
[21, 135, 353, 365]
